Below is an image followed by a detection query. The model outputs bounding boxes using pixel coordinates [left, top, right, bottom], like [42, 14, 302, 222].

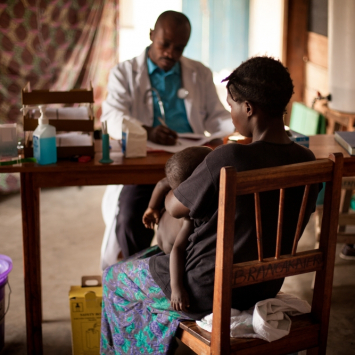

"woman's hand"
[142, 207, 160, 229]
[170, 286, 190, 312]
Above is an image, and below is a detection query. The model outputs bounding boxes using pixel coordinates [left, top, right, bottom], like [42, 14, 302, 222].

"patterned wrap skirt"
[100, 246, 191, 355]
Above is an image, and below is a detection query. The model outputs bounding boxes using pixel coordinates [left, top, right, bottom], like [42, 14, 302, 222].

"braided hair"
[223, 56, 294, 117]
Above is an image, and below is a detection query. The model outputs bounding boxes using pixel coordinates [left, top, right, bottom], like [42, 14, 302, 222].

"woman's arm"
[165, 190, 190, 219]
[149, 178, 171, 209]
[169, 217, 194, 312]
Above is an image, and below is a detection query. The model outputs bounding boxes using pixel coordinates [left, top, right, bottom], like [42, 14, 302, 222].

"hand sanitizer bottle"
[33, 105, 57, 165]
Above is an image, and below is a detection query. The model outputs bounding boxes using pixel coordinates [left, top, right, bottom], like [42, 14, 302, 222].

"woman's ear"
[245, 101, 254, 117]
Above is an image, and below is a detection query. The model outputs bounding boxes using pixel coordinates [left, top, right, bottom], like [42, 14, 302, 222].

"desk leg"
[20, 173, 43, 355]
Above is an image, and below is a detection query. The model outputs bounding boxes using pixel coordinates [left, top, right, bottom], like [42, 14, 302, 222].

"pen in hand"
[156, 118, 181, 145]
[158, 117, 167, 127]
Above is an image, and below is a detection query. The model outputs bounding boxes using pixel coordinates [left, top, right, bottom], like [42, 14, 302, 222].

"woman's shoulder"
[206, 140, 316, 172]
[291, 142, 316, 160]
[207, 142, 258, 162]
[204, 143, 248, 173]
[209, 142, 244, 155]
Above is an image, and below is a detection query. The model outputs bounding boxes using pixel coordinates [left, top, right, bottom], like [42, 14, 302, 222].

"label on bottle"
[122, 131, 127, 155]
[39, 136, 57, 165]
[33, 135, 57, 165]
[33, 135, 40, 161]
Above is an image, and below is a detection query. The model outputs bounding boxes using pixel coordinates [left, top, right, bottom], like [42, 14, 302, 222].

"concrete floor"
[0, 185, 354, 355]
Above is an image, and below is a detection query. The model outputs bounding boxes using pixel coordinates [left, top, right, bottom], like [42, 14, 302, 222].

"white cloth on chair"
[196, 293, 311, 342]
[100, 185, 123, 271]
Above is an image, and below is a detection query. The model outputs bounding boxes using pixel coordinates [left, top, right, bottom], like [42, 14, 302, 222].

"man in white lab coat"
[100, 10, 233, 269]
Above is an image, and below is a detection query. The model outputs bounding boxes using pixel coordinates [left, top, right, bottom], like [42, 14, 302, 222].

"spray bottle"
[33, 105, 57, 165]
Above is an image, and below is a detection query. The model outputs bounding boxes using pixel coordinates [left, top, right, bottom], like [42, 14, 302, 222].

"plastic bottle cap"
[38, 105, 48, 125]
[78, 156, 91, 163]
[39, 117, 48, 125]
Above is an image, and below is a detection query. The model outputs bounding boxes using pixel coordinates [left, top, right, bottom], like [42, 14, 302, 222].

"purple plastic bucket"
[0, 254, 12, 352]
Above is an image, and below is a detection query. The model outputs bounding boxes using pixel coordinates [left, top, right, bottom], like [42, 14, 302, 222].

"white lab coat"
[100, 49, 234, 270]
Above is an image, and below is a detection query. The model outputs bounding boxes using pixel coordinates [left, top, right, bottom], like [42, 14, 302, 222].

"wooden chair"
[313, 100, 355, 134]
[315, 177, 355, 248]
[176, 153, 343, 355]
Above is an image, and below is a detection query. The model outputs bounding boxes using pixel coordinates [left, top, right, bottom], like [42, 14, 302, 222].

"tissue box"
[121, 118, 147, 158]
[69, 276, 102, 355]
[0, 124, 18, 159]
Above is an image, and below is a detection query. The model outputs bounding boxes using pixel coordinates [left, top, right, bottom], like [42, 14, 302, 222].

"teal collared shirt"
[147, 56, 192, 133]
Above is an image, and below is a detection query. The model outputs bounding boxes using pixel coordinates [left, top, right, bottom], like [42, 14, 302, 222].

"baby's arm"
[142, 178, 171, 229]
[169, 217, 194, 312]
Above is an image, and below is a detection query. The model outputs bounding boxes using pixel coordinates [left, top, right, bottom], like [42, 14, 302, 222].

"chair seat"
[177, 314, 320, 355]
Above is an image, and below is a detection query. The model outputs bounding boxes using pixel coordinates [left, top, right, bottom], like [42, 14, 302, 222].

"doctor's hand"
[143, 125, 177, 145]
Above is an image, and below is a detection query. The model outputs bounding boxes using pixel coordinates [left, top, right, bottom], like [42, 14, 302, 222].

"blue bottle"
[33, 105, 57, 165]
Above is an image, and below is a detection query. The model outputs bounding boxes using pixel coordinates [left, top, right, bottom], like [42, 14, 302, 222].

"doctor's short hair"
[223, 56, 294, 117]
[155, 11, 191, 31]
[165, 146, 212, 190]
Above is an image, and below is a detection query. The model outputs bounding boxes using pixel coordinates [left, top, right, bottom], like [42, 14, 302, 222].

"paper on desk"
[56, 132, 92, 147]
[177, 132, 207, 140]
[33, 107, 90, 120]
[146, 131, 230, 153]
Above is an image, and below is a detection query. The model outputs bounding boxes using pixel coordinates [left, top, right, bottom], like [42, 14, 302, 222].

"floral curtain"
[0, 0, 119, 194]
[0, 0, 119, 128]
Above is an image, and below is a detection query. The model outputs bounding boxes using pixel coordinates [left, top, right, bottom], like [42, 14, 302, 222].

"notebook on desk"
[334, 131, 355, 155]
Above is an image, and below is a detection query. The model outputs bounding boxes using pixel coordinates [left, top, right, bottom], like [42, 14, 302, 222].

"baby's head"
[165, 146, 212, 189]
[223, 56, 294, 117]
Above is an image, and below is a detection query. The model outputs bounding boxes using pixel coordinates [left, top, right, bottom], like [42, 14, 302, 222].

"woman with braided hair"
[101, 57, 320, 354]
[162, 56, 319, 316]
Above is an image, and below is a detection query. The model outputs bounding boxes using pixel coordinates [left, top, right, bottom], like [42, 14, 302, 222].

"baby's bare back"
[156, 211, 184, 254]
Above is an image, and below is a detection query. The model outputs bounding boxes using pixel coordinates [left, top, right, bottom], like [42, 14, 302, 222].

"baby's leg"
[156, 211, 184, 254]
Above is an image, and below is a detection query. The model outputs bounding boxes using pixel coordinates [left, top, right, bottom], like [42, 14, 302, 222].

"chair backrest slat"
[275, 188, 285, 259]
[254, 192, 263, 262]
[211, 167, 237, 354]
[232, 250, 323, 287]
[292, 184, 311, 255]
[234, 159, 333, 195]
[312, 154, 343, 353]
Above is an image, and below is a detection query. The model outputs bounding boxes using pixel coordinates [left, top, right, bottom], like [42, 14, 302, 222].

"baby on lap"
[142, 146, 212, 311]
